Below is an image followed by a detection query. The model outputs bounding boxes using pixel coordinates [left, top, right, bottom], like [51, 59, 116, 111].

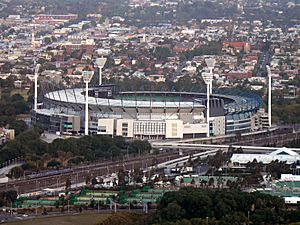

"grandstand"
[32, 82, 264, 139]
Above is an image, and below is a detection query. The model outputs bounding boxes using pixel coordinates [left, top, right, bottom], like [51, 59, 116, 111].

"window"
[98, 126, 106, 133]
[122, 122, 128, 136]
[172, 123, 177, 136]
[133, 122, 166, 135]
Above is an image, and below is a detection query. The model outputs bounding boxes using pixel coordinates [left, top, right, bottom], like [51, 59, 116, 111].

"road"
[0, 163, 23, 176]
[170, 128, 300, 147]
[0, 151, 195, 194]
[232, 132, 300, 147]
[257, 45, 272, 77]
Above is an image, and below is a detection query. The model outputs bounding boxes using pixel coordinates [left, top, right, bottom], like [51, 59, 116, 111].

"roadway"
[0, 150, 196, 194]
[0, 163, 23, 176]
[162, 128, 300, 147]
[231, 132, 300, 146]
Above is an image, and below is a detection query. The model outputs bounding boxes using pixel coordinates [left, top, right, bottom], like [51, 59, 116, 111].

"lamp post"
[202, 58, 215, 138]
[83, 71, 94, 135]
[34, 64, 41, 111]
[202, 72, 213, 138]
[205, 58, 216, 94]
[266, 65, 272, 127]
[95, 57, 107, 86]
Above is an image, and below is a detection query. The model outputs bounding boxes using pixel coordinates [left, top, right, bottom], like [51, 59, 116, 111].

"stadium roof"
[44, 88, 206, 114]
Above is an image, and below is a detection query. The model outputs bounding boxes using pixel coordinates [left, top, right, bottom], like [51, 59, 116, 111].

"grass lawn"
[7, 213, 110, 225]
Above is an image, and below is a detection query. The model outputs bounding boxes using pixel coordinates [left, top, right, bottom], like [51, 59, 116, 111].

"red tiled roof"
[223, 42, 247, 48]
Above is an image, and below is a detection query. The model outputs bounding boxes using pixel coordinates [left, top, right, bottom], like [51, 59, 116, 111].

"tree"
[108, 145, 121, 159]
[208, 150, 226, 169]
[190, 218, 207, 225]
[85, 175, 91, 185]
[191, 178, 195, 185]
[128, 140, 151, 155]
[221, 212, 248, 225]
[266, 160, 291, 179]
[0, 191, 18, 206]
[208, 177, 214, 187]
[47, 160, 61, 168]
[8, 166, 24, 179]
[91, 178, 98, 186]
[153, 46, 172, 62]
[9, 120, 27, 135]
[44, 37, 52, 45]
[118, 168, 127, 187]
[161, 202, 185, 221]
[65, 178, 71, 192]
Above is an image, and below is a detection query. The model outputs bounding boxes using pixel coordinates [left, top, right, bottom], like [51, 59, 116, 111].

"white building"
[280, 174, 300, 182]
[231, 147, 300, 165]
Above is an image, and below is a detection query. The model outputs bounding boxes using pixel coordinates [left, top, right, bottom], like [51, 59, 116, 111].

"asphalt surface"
[0, 151, 189, 194]
[232, 132, 300, 146]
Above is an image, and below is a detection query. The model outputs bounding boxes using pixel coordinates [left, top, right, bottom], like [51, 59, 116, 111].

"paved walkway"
[0, 163, 23, 176]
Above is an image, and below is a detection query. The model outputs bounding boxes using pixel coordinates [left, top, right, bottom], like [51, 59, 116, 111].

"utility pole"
[202, 72, 213, 137]
[95, 58, 107, 86]
[202, 58, 216, 138]
[34, 64, 41, 111]
[83, 71, 94, 135]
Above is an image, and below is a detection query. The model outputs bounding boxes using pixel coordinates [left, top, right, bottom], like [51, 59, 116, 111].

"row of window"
[122, 122, 128, 136]
[134, 122, 166, 134]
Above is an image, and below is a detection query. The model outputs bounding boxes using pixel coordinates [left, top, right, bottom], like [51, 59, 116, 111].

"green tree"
[128, 140, 151, 155]
[65, 178, 71, 191]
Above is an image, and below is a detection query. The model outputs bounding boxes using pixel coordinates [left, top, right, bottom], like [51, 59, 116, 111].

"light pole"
[202, 72, 213, 137]
[34, 64, 41, 111]
[266, 65, 272, 127]
[202, 58, 215, 137]
[83, 71, 94, 135]
[205, 58, 215, 94]
[95, 57, 107, 86]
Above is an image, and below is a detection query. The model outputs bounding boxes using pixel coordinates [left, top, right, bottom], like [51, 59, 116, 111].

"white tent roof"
[231, 147, 300, 165]
[269, 147, 299, 156]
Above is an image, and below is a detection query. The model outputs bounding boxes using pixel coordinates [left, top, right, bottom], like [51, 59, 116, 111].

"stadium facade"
[32, 85, 266, 139]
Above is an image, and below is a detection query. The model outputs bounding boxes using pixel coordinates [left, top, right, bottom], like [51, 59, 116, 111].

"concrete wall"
[116, 119, 134, 137]
[212, 116, 226, 136]
[97, 118, 115, 135]
[69, 115, 81, 132]
[166, 120, 183, 139]
[182, 123, 207, 135]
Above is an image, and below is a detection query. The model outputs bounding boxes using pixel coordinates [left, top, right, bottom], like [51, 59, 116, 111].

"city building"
[251, 109, 270, 130]
[33, 14, 78, 25]
[63, 38, 95, 55]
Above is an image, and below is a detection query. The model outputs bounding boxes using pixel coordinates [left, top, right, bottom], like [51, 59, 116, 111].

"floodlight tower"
[83, 71, 94, 135]
[202, 72, 213, 137]
[95, 57, 107, 86]
[266, 65, 272, 127]
[205, 58, 216, 94]
[34, 64, 41, 111]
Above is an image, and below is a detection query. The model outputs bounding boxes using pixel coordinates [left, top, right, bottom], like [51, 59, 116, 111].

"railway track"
[0, 148, 205, 194]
